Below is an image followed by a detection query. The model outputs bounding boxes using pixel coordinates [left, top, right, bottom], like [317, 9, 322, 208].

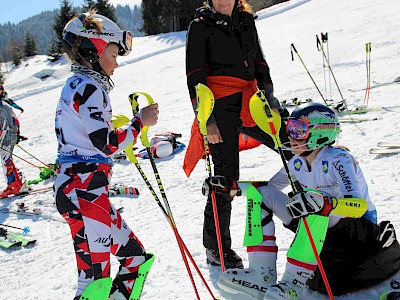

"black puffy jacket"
[186, 6, 273, 102]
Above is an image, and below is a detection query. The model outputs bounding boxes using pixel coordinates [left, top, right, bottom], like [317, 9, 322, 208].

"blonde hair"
[202, 0, 253, 13]
[240, 0, 253, 13]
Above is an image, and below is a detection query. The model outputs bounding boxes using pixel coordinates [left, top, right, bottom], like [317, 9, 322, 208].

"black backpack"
[308, 218, 400, 295]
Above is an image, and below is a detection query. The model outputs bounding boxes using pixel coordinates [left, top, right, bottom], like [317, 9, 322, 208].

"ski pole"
[290, 43, 329, 106]
[126, 93, 217, 299]
[16, 144, 55, 172]
[363, 42, 372, 106]
[127, 152, 217, 299]
[317, 32, 333, 101]
[322, 33, 333, 100]
[317, 33, 328, 100]
[0, 125, 51, 171]
[134, 93, 177, 222]
[115, 119, 204, 300]
[0, 145, 43, 170]
[0, 223, 30, 233]
[249, 90, 334, 300]
[316, 35, 348, 111]
[195, 83, 225, 272]
[132, 93, 204, 299]
[113, 113, 201, 300]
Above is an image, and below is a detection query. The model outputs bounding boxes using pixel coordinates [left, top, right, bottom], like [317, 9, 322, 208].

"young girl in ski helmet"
[54, 11, 159, 300]
[218, 103, 399, 299]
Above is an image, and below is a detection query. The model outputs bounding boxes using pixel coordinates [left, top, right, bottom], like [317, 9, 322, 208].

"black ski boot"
[206, 248, 243, 269]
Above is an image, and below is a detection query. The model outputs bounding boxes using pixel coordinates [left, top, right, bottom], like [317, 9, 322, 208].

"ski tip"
[13, 241, 23, 247]
[370, 148, 400, 155]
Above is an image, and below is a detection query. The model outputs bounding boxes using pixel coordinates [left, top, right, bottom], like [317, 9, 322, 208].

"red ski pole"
[196, 84, 225, 272]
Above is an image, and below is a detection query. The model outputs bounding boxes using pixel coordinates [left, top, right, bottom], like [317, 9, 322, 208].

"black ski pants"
[203, 92, 292, 251]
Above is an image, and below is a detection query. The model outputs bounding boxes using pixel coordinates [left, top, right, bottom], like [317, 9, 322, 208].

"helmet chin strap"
[92, 61, 115, 89]
[282, 141, 315, 157]
[76, 51, 116, 90]
[300, 149, 314, 157]
[92, 61, 102, 73]
[300, 140, 315, 157]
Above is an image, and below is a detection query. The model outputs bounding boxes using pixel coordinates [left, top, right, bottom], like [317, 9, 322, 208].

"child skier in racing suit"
[55, 11, 159, 300]
[217, 103, 400, 299]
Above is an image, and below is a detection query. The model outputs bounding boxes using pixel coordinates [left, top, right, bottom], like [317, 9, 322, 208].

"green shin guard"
[243, 185, 263, 246]
[79, 278, 113, 300]
[129, 253, 155, 300]
[287, 215, 329, 263]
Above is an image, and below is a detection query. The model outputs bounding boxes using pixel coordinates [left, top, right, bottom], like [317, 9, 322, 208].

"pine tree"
[142, 0, 202, 34]
[50, 0, 77, 56]
[164, 0, 180, 32]
[96, 0, 117, 22]
[115, 5, 143, 37]
[5, 40, 24, 66]
[83, 0, 117, 22]
[177, 0, 202, 31]
[82, 0, 97, 12]
[0, 4, 142, 62]
[0, 55, 4, 83]
[24, 32, 37, 57]
[142, 0, 165, 35]
[47, 39, 62, 62]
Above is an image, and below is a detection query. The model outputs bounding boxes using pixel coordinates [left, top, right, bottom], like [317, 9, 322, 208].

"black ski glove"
[17, 135, 28, 143]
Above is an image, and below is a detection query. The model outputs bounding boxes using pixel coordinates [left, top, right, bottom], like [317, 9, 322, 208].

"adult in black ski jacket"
[184, 0, 292, 269]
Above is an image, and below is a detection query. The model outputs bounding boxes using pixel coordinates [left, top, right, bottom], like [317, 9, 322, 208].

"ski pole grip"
[195, 83, 215, 136]
[129, 92, 155, 148]
[316, 35, 321, 51]
[290, 43, 297, 61]
[321, 32, 328, 43]
[249, 90, 282, 142]
[290, 43, 297, 53]
[128, 93, 140, 115]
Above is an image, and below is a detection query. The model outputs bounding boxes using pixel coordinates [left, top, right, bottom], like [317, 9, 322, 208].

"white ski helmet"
[151, 141, 173, 158]
[62, 12, 132, 63]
